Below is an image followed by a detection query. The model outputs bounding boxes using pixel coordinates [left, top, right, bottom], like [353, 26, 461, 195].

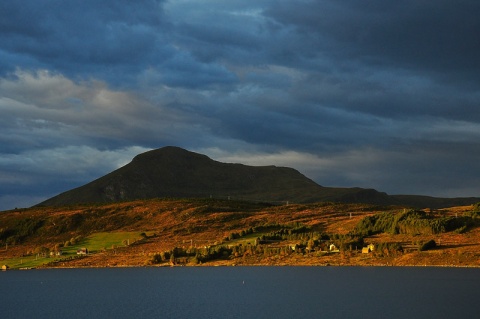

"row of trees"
[151, 245, 233, 265]
[224, 222, 329, 243]
[354, 209, 476, 236]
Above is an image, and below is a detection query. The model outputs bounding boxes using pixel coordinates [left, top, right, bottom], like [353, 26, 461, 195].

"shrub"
[151, 254, 162, 264]
[0, 228, 14, 242]
[375, 242, 403, 256]
[190, 254, 204, 265]
[159, 251, 168, 260]
[473, 202, 480, 212]
[419, 240, 436, 251]
[229, 232, 240, 240]
[454, 225, 467, 234]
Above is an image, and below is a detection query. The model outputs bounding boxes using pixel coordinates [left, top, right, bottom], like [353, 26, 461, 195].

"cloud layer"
[1, 1, 479, 210]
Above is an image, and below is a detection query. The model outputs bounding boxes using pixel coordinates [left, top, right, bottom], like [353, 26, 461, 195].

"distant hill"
[37, 146, 479, 208]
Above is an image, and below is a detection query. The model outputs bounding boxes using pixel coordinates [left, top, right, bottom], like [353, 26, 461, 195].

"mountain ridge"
[37, 146, 479, 208]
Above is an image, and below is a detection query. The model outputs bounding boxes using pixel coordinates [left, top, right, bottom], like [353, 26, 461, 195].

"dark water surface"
[1, 266, 478, 318]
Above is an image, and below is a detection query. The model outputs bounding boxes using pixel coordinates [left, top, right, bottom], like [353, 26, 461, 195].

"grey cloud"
[159, 52, 238, 88]
[265, 1, 480, 80]
[289, 69, 480, 123]
[0, 70, 214, 154]
[0, 1, 170, 82]
[0, 0, 245, 89]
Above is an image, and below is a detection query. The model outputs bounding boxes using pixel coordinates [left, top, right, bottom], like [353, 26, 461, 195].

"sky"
[1, 0, 480, 210]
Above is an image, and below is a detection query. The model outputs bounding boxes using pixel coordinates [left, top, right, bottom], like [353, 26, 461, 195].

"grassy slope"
[1, 199, 479, 269]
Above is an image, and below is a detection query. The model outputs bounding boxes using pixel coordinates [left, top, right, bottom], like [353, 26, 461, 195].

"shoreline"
[5, 262, 479, 271]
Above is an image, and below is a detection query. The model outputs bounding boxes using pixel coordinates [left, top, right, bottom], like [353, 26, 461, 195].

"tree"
[151, 254, 162, 264]
[307, 239, 315, 251]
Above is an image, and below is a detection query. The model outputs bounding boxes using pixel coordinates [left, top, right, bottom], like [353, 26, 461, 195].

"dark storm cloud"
[265, 1, 480, 79]
[0, 1, 164, 83]
[1, 0, 480, 210]
[0, 0, 237, 88]
[263, 1, 480, 119]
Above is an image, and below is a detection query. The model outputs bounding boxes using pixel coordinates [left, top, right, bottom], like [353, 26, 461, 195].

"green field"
[1, 255, 50, 269]
[66, 231, 145, 253]
[0, 231, 147, 269]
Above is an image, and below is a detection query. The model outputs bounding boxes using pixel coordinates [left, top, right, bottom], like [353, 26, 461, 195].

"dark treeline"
[354, 209, 478, 236]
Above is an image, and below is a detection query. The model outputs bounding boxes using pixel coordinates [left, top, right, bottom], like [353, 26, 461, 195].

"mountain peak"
[37, 146, 323, 206]
[36, 146, 480, 208]
[132, 146, 211, 164]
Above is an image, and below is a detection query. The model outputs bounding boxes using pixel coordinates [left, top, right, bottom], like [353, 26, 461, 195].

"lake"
[1, 266, 478, 319]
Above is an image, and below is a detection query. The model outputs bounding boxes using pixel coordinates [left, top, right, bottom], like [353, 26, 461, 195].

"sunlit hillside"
[2, 199, 480, 269]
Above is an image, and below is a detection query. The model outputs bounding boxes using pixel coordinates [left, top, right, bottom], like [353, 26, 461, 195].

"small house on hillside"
[2, 264, 9, 271]
[50, 250, 63, 257]
[362, 244, 375, 254]
[77, 248, 89, 255]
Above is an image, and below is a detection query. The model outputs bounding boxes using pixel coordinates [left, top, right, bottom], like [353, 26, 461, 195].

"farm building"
[362, 244, 375, 254]
[77, 248, 89, 255]
[329, 244, 338, 251]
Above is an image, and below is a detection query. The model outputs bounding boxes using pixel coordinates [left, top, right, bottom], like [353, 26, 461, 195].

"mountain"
[37, 146, 479, 208]
[38, 146, 325, 206]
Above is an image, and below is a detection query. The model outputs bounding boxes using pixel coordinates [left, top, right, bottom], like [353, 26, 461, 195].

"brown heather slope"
[1, 199, 480, 268]
[36, 146, 480, 208]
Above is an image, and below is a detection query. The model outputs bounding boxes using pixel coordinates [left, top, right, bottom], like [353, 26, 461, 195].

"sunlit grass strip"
[0, 231, 147, 269]
[65, 231, 145, 253]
